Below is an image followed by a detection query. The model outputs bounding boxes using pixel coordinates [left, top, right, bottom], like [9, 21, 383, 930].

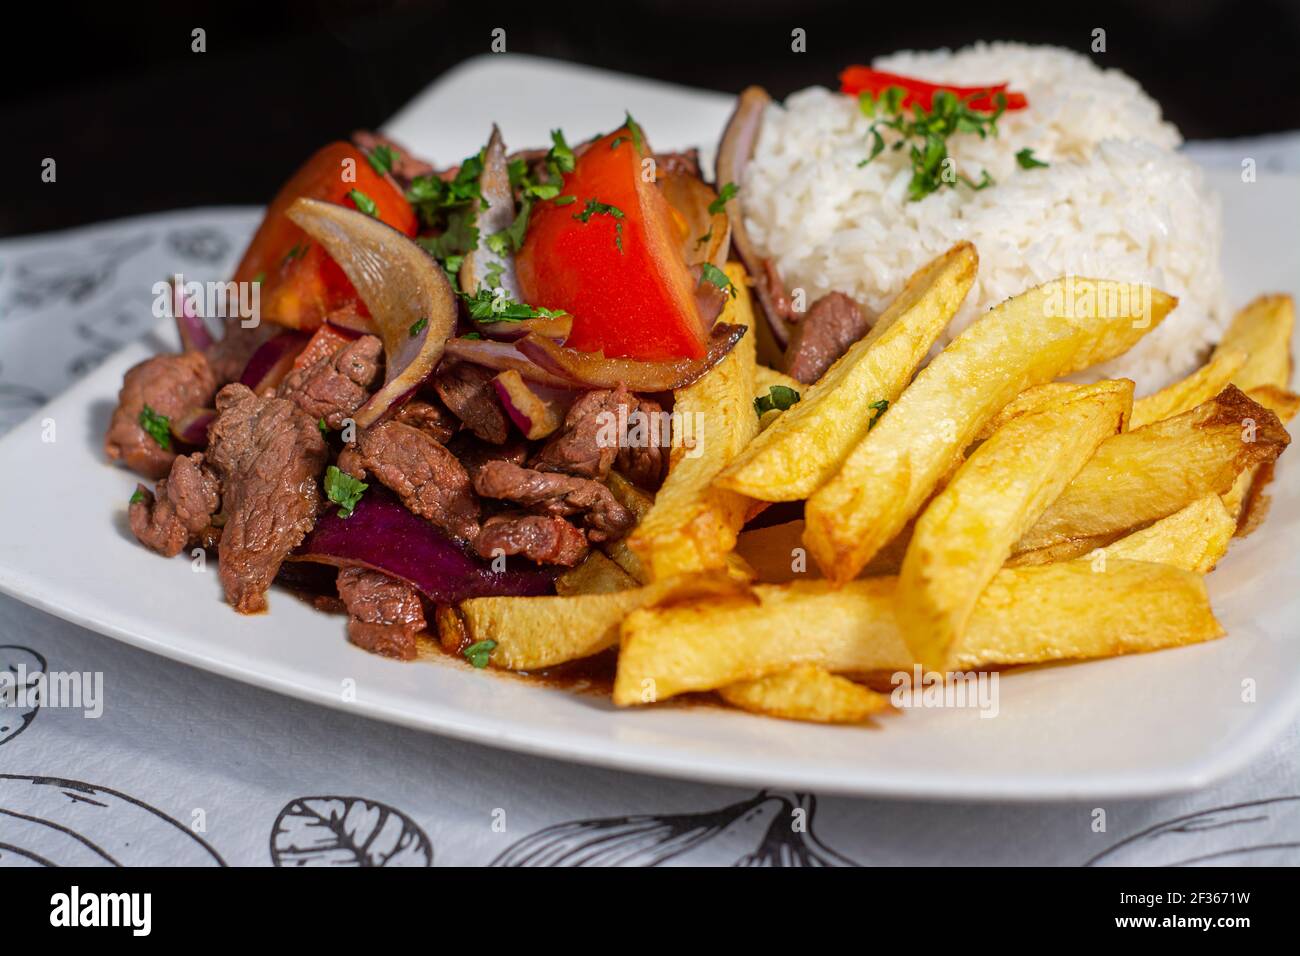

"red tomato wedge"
[515, 127, 708, 361]
[232, 142, 418, 330]
[839, 66, 1029, 112]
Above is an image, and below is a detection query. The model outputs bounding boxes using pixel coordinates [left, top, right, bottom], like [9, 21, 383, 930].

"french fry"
[717, 665, 892, 724]
[1016, 386, 1289, 552]
[715, 242, 977, 501]
[628, 262, 758, 579]
[1214, 293, 1294, 391]
[806, 277, 1177, 584]
[753, 365, 803, 432]
[897, 382, 1129, 669]
[602, 472, 654, 582]
[555, 550, 638, 596]
[1219, 386, 1296, 535]
[1104, 495, 1236, 573]
[1130, 347, 1247, 429]
[462, 572, 748, 671]
[1246, 385, 1300, 422]
[614, 560, 1221, 704]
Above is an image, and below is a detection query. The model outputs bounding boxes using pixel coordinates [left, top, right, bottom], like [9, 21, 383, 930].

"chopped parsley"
[623, 112, 645, 154]
[366, 144, 397, 175]
[407, 149, 486, 260]
[699, 262, 736, 297]
[695, 226, 714, 249]
[1016, 147, 1050, 169]
[347, 189, 379, 218]
[281, 242, 308, 266]
[610, 135, 628, 150]
[324, 465, 368, 519]
[138, 405, 171, 451]
[548, 129, 576, 175]
[573, 198, 625, 253]
[409, 316, 429, 337]
[129, 488, 147, 505]
[460, 287, 568, 324]
[317, 418, 329, 435]
[708, 181, 738, 216]
[554, 194, 577, 206]
[464, 638, 497, 669]
[754, 385, 801, 417]
[868, 398, 890, 429]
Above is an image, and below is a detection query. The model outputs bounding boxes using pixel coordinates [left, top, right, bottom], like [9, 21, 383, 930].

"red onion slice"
[458, 126, 525, 302]
[443, 336, 577, 389]
[170, 407, 216, 447]
[238, 331, 311, 393]
[171, 279, 215, 352]
[492, 370, 575, 440]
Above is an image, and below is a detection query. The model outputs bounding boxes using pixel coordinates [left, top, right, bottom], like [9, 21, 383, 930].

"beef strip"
[129, 453, 221, 557]
[277, 334, 382, 429]
[450, 435, 529, 482]
[351, 130, 435, 190]
[394, 397, 459, 444]
[336, 566, 426, 661]
[474, 513, 588, 567]
[616, 394, 668, 489]
[339, 420, 480, 542]
[530, 385, 637, 479]
[782, 292, 871, 384]
[206, 383, 328, 613]
[204, 321, 278, 385]
[105, 351, 219, 479]
[434, 361, 509, 444]
[761, 258, 794, 322]
[474, 460, 635, 543]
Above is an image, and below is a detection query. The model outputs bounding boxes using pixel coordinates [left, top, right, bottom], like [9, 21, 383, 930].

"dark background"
[7, 0, 1300, 237]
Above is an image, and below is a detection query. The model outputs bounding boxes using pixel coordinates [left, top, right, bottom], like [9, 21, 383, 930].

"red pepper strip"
[839, 66, 1028, 112]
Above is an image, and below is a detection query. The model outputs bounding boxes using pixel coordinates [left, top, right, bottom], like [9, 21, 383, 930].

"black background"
[7, 0, 1300, 237]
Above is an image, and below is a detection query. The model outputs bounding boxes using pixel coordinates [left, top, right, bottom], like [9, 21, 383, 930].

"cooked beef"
[530, 385, 636, 479]
[434, 361, 509, 444]
[394, 398, 459, 444]
[336, 566, 426, 661]
[105, 351, 219, 479]
[616, 394, 668, 489]
[204, 321, 278, 384]
[474, 460, 635, 543]
[474, 513, 588, 567]
[451, 435, 529, 482]
[206, 383, 328, 614]
[128, 453, 221, 557]
[761, 258, 793, 322]
[277, 335, 382, 428]
[351, 130, 435, 190]
[783, 292, 871, 384]
[340, 420, 480, 542]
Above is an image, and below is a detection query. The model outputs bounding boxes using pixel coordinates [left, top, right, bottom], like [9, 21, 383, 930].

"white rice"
[742, 42, 1227, 391]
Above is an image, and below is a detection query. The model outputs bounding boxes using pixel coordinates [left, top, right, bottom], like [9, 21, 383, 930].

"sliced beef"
[434, 361, 509, 444]
[106, 351, 219, 479]
[277, 335, 382, 428]
[761, 258, 794, 322]
[474, 460, 635, 543]
[616, 394, 668, 489]
[530, 385, 637, 479]
[340, 420, 480, 542]
[204, 321, 278, 385]
[128, 453, 221, 557]
[783, 292, 871, 384]
[474, 513, 588, 567]
[336, 566, 426, 661]
[206, 383, 328, 614]
[394, 398, 459, 444]
[351, 130, 435, 191]
[451, 435, 529, 482]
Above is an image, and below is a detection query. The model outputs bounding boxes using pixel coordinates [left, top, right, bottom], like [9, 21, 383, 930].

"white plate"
[1, 55, 1298, 800]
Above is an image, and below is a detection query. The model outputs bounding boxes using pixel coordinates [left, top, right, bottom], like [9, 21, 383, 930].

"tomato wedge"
[839, 66, 1029, 112]
[232, 142, 418, 330]
[515, 126, 707, 361]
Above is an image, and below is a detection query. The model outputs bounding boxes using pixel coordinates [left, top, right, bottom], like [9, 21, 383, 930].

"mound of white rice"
[742, 42, 1226, 390]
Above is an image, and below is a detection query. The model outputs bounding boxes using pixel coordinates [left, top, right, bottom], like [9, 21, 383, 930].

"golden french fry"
[1246, 385, 1300, 422]
[602, 472, 654, 582]
[555, 550, 639, 596]
[1016, 386, 1289, 552]
[897, 382, 1129, 669]
[715, 242, 977, 501]
[718, 665, 892, 724]
[1004, 536, 1113, 568]
[752, 365, 803, 432]
[615, 560, 1221, 704]
[806, 278, 1177, 584]
[1214, 293, 1294, 391]
[1104, 495, 1236, 573]
[1130, 347, 1247, 429]
[1217, 387, 1296, 536]
[628, 262, 758, 579]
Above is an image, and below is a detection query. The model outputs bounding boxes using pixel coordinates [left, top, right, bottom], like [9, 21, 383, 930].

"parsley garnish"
[573, 198, 626, 253]
[460, 287, 568, 323]
[409, 316, 429, 337]
[367, 144, 397, 175]
[554, 194, 577, 206]
[868, 399, 890, 429]
[317, 418, 329, 435]
[282, 242, 308, 266]
[464, 639, 497, 669]
[699, 262, 736, 297]
[610, 135, 628, 150]
[623, 112, 645, 154]
[324, 465, 368, 519]
[696, 226, 714, 249]
[138, 405, 171, 451]
[754, 385, 801, 417]
[348, 189, 378, 218]
[129, 488, 147, 505]
[709, 182, 738, 215]
[548, 129, 576, 174]
[1016, 147, 1050, 169]
[407, 149, 486, 260]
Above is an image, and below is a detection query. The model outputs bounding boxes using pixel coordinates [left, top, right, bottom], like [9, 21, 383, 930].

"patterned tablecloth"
[1, 135, 1298, 868]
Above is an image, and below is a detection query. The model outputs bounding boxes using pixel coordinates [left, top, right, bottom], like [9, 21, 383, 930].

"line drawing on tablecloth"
[270, 795, 433, 867]
[491, 790, 859, 867]
[3, 233, 153, 314]
[0, 645, 46, 746]
[0, 773, 226, 866]
[1084, 795, 1300, 866]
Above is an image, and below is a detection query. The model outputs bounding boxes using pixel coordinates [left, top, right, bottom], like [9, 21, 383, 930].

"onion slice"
[170, 278, 215, 352]
[292, 489, 555, 602]
[170, 407, 216, 447]
[493, 370, 574, 440]
[475, 312, 572, 342]
[238, 331, 310, 393]
[285, 197, 457, 427]
[458, 126, 525, 301]
[515, 323, 747, 391]
[443, 336, 576, 389]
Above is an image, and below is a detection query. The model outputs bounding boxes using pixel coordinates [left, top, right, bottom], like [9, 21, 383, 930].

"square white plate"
[1, 55, 1298, 800]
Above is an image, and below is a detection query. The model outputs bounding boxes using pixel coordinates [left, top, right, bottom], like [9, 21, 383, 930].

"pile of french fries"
[442, 249, 1296, 725]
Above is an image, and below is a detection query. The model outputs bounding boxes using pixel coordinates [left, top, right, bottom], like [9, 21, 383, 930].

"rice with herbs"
[742, 42, 1226, 390]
